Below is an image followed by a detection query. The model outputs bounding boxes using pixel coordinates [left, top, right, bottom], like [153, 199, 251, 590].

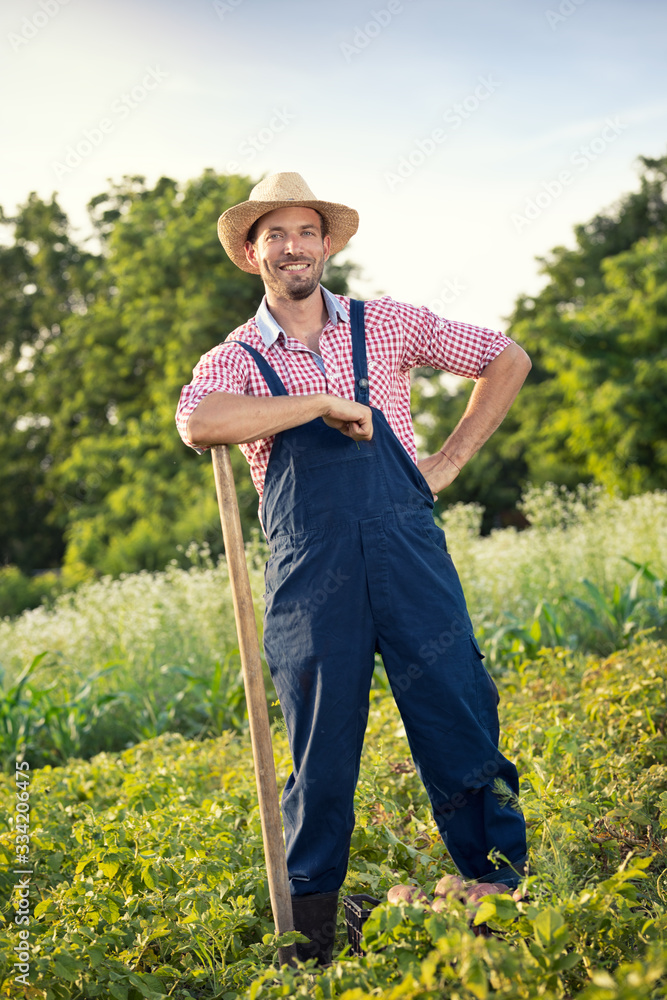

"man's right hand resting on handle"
[187, 391, 373, 447]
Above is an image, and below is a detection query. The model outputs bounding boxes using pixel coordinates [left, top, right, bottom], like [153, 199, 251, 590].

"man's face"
[244, 207, 331, 301]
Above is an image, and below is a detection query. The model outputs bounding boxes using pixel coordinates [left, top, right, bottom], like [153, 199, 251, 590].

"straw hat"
[217, 172, 359, 273]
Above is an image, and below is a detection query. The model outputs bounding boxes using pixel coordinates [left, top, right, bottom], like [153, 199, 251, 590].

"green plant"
[0, 566, 62, 619]
[570, 561, 666, 652]
[479, 599, 570, 671]
[1, 486, 666, 770]
[1, 641, 666, 998]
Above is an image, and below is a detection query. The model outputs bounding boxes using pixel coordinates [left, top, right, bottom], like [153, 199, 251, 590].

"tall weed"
[0, 541, 268, 768]
[1, 488, 666, 766]
[441, 486, 667, 667]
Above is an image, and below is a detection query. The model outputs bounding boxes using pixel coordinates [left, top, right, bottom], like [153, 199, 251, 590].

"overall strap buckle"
[349, 300, 370, 405]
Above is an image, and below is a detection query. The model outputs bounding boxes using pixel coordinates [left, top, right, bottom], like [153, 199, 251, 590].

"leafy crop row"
[1, 640, 665, 998]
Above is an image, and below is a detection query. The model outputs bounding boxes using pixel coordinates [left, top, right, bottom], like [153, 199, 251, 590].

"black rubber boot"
[291, 891, 339, 966]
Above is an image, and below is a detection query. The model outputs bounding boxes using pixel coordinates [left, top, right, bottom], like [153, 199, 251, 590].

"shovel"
[210, 444, 296, 968]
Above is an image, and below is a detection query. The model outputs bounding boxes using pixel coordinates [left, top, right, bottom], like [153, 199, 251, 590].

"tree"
[509, 152, 667, 494]
[411, 152, 667, 527]
[38, 172, 258, 579]
[522, 234, 667, 492]
[0, 194, 94, 570]
[14, 171, 353, 579]
[6, 154, 664, 577]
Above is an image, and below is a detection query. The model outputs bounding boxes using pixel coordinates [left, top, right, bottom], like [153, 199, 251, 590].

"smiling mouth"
[279, 262, 310, 272]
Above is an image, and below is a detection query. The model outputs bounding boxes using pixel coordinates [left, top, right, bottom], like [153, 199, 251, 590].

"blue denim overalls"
[233, 300, 527, 894]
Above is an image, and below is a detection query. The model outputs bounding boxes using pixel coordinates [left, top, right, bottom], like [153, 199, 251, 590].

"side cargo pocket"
[471, 634, 500, 744]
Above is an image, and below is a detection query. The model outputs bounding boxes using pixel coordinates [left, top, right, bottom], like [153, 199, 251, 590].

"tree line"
[412, 153, 667, 529]
[1, 156, 665, 590]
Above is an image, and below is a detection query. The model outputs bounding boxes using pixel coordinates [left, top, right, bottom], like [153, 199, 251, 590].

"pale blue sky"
[2, 0, 666, 330]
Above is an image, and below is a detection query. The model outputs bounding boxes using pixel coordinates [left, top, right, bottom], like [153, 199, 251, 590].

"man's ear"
[244, 240, 259, 268]
[323, 234, 331, 262]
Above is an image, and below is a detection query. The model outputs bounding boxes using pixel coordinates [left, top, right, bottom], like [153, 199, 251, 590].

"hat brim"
[217, 198, 359, 273]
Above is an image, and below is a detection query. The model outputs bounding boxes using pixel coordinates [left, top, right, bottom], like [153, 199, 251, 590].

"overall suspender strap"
[349, 299, 370, 405]
[230, 299, 369, 403]
[229, 341, 289, 397]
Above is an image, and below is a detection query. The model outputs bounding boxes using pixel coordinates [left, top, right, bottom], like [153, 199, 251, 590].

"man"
[176, 172, 531, 965]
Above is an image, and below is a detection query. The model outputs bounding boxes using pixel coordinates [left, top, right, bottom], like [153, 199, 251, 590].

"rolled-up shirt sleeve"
[175, 343, 249, 452]
[394, 300, 513, 378]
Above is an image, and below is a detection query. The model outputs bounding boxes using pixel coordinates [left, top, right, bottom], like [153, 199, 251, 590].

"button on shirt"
[175, 286, 513, 507]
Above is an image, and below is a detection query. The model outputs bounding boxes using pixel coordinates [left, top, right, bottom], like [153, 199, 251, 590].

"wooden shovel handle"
[210, 444, 296, 967]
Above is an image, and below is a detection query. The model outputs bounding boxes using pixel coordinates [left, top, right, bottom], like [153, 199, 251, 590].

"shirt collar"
[255, 285, 349, 349]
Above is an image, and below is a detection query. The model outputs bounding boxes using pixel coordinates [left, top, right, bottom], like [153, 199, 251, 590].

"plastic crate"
[342, 894, 381, 955]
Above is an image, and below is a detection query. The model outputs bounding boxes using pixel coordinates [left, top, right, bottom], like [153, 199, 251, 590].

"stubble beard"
[259, 255, 325, 301]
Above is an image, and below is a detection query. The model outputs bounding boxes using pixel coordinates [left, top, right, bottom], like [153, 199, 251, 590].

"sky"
[2, 0, 666, 332]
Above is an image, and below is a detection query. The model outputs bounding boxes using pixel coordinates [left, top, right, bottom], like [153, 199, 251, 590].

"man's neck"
[265, 285, 329, 354]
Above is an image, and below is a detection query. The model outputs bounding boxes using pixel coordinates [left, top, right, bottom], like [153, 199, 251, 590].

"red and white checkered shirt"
[176, 288, 512, 505]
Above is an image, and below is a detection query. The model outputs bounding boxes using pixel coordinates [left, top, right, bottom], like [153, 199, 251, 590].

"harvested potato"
[431, 896, 450, 913]
[465, 883, 502, 908]
[387, 884, 430, 904]
[434, 874, 466, 898]
[490, 882, 510, 893]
